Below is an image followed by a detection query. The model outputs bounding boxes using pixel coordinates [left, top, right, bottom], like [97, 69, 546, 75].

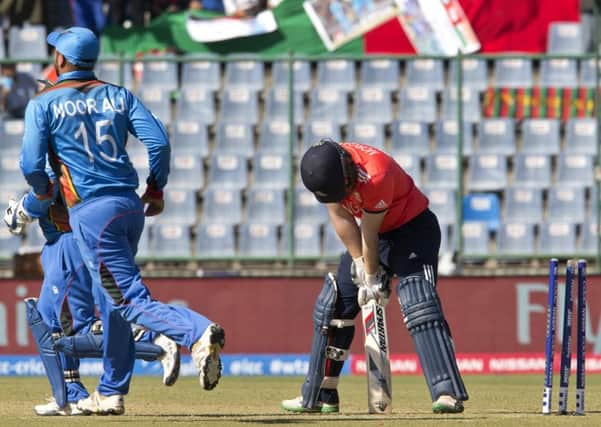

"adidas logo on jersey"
[374, 200, 388, 210]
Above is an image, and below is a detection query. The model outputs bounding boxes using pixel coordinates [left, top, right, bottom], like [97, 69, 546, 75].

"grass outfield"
[1, 375, 600, 426]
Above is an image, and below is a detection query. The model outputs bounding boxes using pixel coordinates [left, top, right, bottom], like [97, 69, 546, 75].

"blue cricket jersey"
[20, 70, 170, 207]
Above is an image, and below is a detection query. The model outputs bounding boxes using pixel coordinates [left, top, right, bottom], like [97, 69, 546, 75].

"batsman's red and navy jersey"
[340, 143, 428, 233]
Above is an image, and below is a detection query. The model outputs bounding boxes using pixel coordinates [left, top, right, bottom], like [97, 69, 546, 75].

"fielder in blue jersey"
[20, 27, 225, 415]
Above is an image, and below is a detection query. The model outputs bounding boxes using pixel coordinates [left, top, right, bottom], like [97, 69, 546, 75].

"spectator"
[1, 64, 38, 118]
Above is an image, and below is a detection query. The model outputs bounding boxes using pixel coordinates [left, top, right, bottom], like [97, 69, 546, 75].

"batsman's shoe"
[34, 398, 87, 416]
[191, 323, 225, 391]
[154, 334, 181, 386]
[432, 395, 464, 414]
[76, 391, 125, 415]
[281, 396, 340, 413]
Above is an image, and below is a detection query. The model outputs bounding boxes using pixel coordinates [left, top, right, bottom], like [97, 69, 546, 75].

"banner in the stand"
[186, 10, 278, 43]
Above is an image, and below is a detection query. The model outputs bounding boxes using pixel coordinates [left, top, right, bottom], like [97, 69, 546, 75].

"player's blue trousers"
[69, 191, 213, 390]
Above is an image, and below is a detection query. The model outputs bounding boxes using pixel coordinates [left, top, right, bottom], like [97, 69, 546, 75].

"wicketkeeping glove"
[4, 196, 33, 235]
[141, 183, 164, 217]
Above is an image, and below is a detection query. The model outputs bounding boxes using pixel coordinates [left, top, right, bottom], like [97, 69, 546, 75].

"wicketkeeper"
[281, 139, 468, 414]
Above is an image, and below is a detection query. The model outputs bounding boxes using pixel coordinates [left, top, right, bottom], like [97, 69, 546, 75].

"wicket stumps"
[541, 259, 587, 416]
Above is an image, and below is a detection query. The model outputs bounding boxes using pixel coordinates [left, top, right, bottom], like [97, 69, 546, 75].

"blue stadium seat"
[128, 152, 149, 184]
[246, 188, 286, 225]
[579, 59, 599, 88]
[0, 227, 21, 259]
[398, 87, 437, 123]
[512, 154, 552, 189]
[497, 222, 535, 255]
[301, 121, 341, 154]
[195, 224, 236, 257]
[151, 224, 192, 258]
[171, 120, 210, 157]
[271, 60, 312, 92]
[263, 88, 304, 123]
[214, 123, 255, 158]
[461, 221, 489, 256]
[539, 222, 577, 255]
[448, 58, 488, 92]
[390, 121, 430, 157]
[547, 187, 586, 224]
[353, 88, 393, 124]
[425, 154, 459, 190]
[393, 154, 421, 186]
[22, 225, 45, 252]
[138, 88, 172, 126]
[547, 22, 584, 54]
[0, 30, 5, 58]
[9, 25, 46, 59]
[308, 89, 349, 124]
[440, 224, 456, 254]
[169, 153, 204, 190]
[579, 221, 598, 255]
[564, 118, 596, 155]
[207, 154, 247, 190]
[258, 121, 294, 154]
[181, 55, 221, 92]
[252, 152, 291, 190]
[539, 59, 578, 88]
[201, 188, 242, 225]
[323, 226, 345, 257]
[15, 61, 42, 77]
[466, 154, 507, 191]
[441, 88, 481, 123]
[346, 123, 386, 150]
[588, 187, 600, 222]
[220, 88, 259, 124]
[294, 187, 328, 225]
[1, 119, 25, 152]
[316, 60, 356, 92]
[281, 223, 321, 257]
[156, 189, 197, 225]
[476, 119, 516, 155]
[0, 154, 23, 190]
[141, 54, 178, 91]
[224, 58, 264, 91]
[405, 59, 444, 91]
[504, 187, 543, 224]
[135, 226, 151, 259]
[175, 88, 216, 124]
[434, 120, 473, 155]
[423, 187, 455, 226]
[96, 57, 134, 88]
[493, 59, 533, 88]
[556, 153, 594, 188]
[238, 223, 280, 257]
[359, 59, 400, 91]
[520, 119, 560, 155]
[463, 193, 500, 232]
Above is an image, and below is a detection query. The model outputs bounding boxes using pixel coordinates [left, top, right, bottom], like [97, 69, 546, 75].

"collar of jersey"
[56, 70, 96, 83]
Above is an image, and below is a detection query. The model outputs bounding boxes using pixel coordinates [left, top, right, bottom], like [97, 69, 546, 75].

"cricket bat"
[361, 299, 392, 414]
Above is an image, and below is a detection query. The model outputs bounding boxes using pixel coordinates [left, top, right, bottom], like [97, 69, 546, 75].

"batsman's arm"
[19, 100, 52, 199]
[327, 203, 362, 259]
[360, 209, 386, 276]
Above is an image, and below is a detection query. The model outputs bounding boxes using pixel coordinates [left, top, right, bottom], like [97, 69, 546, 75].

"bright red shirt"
[340, 143, 428, 233]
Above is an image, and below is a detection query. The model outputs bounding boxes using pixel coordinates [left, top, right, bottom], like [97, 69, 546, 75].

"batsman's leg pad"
[55, 333, 164, 361]
[397, 273, 468, 401]
[25, 298, 68, 408]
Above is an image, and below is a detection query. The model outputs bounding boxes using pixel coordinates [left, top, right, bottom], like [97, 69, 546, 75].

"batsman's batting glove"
[350, 256, 365, 286]
[141, 183, 164, 217]
[357, 270, 391, 307]
[4, 197, 33, 235]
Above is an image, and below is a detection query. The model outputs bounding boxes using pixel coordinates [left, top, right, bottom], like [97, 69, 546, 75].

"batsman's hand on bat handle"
[3, 196, 33, 235]
[357, 267, 391, 307]
[141, 181, 164, 217]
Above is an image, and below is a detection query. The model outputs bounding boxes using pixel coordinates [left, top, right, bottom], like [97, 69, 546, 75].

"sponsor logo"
[375, 306, 388, 354]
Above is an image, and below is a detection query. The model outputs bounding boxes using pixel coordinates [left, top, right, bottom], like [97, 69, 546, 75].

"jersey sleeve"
[20, 99, 51, 197]
[362, 170, 393, 213]
[126, 91, 171, 190]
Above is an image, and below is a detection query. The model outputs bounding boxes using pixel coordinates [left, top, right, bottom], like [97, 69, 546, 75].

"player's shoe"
[76, 391, 125, 415]
[432, 395, 464, 414]
[191, 323, 225, 391]
[153, 334, 180, 386]
[281, 396, 340, 413]
[34, 398, 87, 416]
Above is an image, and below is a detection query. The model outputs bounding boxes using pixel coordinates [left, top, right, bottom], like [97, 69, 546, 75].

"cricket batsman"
[281, 139, 468, 414]
[19, 27, 225, 414]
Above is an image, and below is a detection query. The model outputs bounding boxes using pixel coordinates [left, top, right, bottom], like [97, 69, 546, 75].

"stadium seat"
[493, 59, 533, 88]
[439, 224, 456, 254]
[398, 87, 437, 123]
[138, 88, 172, 126]
[425, 154, 459, 190]
[181, 55, 221, 92]
[496, 222, 536, 255]
[151, 224, 192, 258]
[462, 193, 501, 232]
[405, 59, 444, 91]
[579, 58, 599, 88]
[512, 154, 552, 189]
[169, 153, 204, 190]
[588, 187, 600, 221]
[390, 121, 430, 157]
[440, 88, 481, 123]
[0, 30, 5, 58]
[323, 225, 345, 257]
[8, 25, 46, 59]
[579, 221, 598, 255]
[175, 88, 216, 124]
[294, 187, 328, 225]
[135, 226, 151, 259]
[476, 119, 516, 155]
[466, 154, 508, 191]
[156, 189, 197, 225]
[565, 118, 597, 155]
[393, 154, 421, 186]
[503, 187, 544, 224]
[238, 223, 280, 257]
[171, 120, 210, 157]
[301, 121, 341, 153]
[434, 120, 473, 155]
[346, 123, 386, 150]
[520, 119, 560, 155]
[547, 187, 586, 224]
[539, 59, 578, 88]
[201, 187, 242, 225]
[423, 187, 455, 226]
[359, 59, 400, 91]
[308, 89, 349, 124]
[257, 121, 295, 154]
[220, 88, 259, 124]
[1, 119, 25, 152]
[539, 222, 577, 255]
[195, 223, 236, 258]
[547, 22, 584, 54]
[556, 153, 594, 188]
[316, 60, 356, 92]
[128, 152, 149, 184]
[252, 152, 291, 190]
[281, 223, 321, 257]
[96, 57, 134, 88]
[140, 54, 178, 91]
[352, 88, 393, 124]
[271, 60, 312, 92]
[0, 227, 21, 259]
[461, 221, 489, 256]
[448, 58, 488, 92]
[15, 61, 42, 76]
[263, 88, 304, 123]
[207, 154, 247, 190]
[224, 58, 264, 91]
[22, 225, 45, 252]
[246, 188, 286, 225]
[0, 154, 23, 190]
[214, 123, 255, 158]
